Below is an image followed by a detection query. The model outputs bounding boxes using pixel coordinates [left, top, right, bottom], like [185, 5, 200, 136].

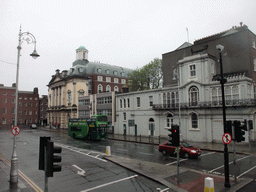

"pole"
[232, 123, 237, 182]
[219, 50, 230, 188]
[177, 147, 180, 185]
[44, 145, 48, 192]
[10, 29, 22, 187]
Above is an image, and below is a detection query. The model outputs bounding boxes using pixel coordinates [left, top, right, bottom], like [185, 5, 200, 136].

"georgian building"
[47, 46, 132, 128]
[115, 24, 256, 143]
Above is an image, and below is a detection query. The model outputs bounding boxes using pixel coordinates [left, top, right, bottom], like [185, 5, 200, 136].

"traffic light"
[46, 141, 62, 177]
[39, 137, 51, 170]
[248, 120, 253, 130]
[226, 121, 232, 137]
[168, 125, 180, 146]
[234, 120, 246, 143]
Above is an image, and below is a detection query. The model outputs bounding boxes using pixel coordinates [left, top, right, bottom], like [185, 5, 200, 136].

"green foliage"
[127, 58, 163, 91]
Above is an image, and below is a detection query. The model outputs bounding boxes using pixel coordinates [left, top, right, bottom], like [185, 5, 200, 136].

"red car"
[158, 141, 201, 158]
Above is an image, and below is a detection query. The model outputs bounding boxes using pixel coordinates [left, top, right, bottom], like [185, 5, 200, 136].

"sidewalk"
[0, 154, 35, 192]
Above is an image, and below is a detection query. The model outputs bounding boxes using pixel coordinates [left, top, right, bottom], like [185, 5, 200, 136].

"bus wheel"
[73, 133, 76, 139]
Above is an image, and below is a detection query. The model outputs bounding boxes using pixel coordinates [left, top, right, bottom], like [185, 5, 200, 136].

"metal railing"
[152, 99, 256, 110]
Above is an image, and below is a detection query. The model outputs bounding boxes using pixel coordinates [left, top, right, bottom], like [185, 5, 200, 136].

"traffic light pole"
[44, 145, 48, 192]
[177, 147, 180, 185]
[232, 123, 237, 183]
[218, 47, 230, 188]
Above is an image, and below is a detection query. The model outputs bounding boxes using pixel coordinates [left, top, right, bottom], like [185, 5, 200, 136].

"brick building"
[39, 95, 48, 126]
[0, 84, 39, 128]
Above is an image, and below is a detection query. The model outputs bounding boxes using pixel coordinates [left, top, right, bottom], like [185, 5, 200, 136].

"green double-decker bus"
[68, 115, 108, 141]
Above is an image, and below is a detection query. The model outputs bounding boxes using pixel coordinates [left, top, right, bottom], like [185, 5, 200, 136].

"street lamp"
[172, 67, 181, 185]
[216, 44, 230, 188]
[10, 27, 39, 188]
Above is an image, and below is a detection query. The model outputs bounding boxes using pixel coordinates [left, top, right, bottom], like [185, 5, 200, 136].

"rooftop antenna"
[186, 27, 189, 43]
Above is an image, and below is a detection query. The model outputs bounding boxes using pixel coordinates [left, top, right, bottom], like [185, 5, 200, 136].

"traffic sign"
[11, 126, 21, 136]
[222, 133, 232, 144]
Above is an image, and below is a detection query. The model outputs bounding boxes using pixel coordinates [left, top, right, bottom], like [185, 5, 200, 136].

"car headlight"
[191, 150, 197, 153]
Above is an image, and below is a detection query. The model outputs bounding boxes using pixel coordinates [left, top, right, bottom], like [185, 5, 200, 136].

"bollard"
[204, 177, 214, 192]
[106, 146, 111, 156]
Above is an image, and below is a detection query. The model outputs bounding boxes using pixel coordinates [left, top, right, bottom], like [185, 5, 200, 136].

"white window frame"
[189, 64, 196, 77]
[98, 76, 103, 81]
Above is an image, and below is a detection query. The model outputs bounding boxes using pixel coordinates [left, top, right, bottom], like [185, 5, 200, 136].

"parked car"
[30, 124, 37, 129]
[158, 141, 201, 158]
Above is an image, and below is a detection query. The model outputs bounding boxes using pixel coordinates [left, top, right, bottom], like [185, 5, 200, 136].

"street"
[1, 127, 256, 191]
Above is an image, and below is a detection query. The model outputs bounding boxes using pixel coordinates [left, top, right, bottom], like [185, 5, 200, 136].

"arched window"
[166, 113, 173, 128]
[114, 86, 119, 92]
[149, 118, 155, 136]
[189, 86, 199, 106]
[98, 84, 103, 93]
[191, 113, 198, 129]
[106, 85, 111, 92]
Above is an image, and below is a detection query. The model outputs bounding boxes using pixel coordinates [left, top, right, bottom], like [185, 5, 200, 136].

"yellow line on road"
[0, 154, 43, 192]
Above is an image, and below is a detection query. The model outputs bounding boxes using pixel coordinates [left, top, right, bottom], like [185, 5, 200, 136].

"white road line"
[55, 143, 107, 162]
[209, 155, 250, 173]
[238, 165, 256, 178]
[139, 152, 154, 156]
[80, 175, 138, 192]
[200, 152, 216, 157]
[165, 158, 187, 166]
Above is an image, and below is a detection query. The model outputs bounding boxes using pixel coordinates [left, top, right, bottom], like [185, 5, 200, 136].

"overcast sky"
[0, 0, 256, 96]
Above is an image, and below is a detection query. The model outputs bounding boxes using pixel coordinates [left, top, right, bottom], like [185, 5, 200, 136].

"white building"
[115, 54, 256, 142]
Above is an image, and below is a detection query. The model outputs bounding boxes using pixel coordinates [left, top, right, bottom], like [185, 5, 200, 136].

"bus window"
[71, 127, 82, 132]
[98, 116, 107, 121]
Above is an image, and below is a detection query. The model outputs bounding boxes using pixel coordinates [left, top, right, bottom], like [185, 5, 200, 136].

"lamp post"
[216, 44, 230, 188]
[173, 67, 181, 185]
[10, 27, 39, 188]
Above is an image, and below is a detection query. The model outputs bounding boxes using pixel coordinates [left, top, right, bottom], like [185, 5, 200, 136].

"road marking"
[209, 155, 250, 173]
[139, 152, 154, 156]
[0, 154, 43, 192]
[72, 165, 86, 176]
[200, 152, 215, 157]
[165, 158, 187, 165]
[55, 143, 107, 162]
[80, 175, 138, 192]
[237, 165, 256, 178]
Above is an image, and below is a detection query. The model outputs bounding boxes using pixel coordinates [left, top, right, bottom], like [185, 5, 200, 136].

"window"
[98, 84, 103, 93]
[106, 77, 111, 82]
[3, 107, 6, 114]
[114, 86, 119, 92]
[24, 103, 27, 107]
[97, 68, 102, 73]
[189, 64, 196, 77]
[30, 97, 32, 100]
[137, 97, 140, 108]
[2, 118, 6, 124]
[29, 103, 32, 107]
[11, 108, 15, 114]
[149, 96, 153, 106]
[113, 71, 117, 75]
[29, 110, 32, 115]
[3, 98, 7, 103]
[98, 76, 103, 81]
[121, 79, 126, 84]
[3, 92, 7, 95]
[12, 92, 15, 96]
[78, 89, 85, 97]
[106, 69, 110, 74]
[106, 85, 111, 92]
[123, 112, 126, 120]
[127, 98, 130, 108]
[12, 99, 15, 104]
[189, 86, 199, 106]
[166, 114, 173, 128]
[121, 72, 125, 77]
[191, 113, 198, 129]
[114, 78, 118, 83]
[120, 99, 122, 108]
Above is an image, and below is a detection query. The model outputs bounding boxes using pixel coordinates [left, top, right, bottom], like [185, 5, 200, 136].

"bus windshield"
[97, 116, 107, 121]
